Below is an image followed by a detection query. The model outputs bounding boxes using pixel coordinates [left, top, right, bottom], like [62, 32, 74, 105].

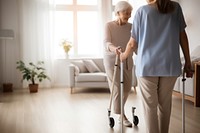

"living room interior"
[0, 0, 200, 133]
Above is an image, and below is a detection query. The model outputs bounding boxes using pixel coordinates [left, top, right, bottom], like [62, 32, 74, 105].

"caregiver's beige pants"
[138, 76, 177, 133]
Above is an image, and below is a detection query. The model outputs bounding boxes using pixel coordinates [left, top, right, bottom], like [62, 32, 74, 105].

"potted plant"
[16, 60, 50, 93]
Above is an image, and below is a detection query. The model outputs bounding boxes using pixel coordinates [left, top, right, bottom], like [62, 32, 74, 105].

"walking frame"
[107, 55, 139, 132]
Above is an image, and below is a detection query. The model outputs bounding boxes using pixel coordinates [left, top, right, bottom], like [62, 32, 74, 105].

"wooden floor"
[0, 87, 200, 133]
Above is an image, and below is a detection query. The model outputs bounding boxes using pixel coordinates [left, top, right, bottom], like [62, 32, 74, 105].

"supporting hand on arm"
[120, 37, 137, 61]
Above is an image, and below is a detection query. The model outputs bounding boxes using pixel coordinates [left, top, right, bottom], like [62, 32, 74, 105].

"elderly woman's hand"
[115, 46, 126, 62]
[115, 46, 122, 56]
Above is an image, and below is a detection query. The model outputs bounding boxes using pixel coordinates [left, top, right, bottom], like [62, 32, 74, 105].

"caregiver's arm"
[120, 37, 137, 61]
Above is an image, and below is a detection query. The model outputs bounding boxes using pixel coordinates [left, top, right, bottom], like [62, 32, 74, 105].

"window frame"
[55, 1, 100, 58]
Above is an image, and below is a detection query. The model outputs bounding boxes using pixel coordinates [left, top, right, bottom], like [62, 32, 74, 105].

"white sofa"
[173, 45, 200, 106]
[68, 58, 137, 93]
[68, 58, 109, 93]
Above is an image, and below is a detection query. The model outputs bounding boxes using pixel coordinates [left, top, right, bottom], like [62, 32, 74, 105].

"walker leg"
[132, 107, 139, 126]
[107, 55, 119, 128]
[182, 72, 186, 133]
[120, 62, 124, 133]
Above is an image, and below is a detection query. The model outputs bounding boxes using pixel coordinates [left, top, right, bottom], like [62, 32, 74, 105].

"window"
[54, 0, 146, 59]
[55, 0, 100, 59]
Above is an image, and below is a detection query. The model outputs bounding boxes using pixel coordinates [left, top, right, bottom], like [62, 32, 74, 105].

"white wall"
[180, 0, 200, 51]
[0, 0, 21, 89]
[0, 0, 200, 89]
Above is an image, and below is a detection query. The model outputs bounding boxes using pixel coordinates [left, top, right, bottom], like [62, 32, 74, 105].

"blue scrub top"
[131, 2, 186, 77]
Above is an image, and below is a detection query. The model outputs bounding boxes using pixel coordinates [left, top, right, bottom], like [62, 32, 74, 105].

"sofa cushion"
[71, 60, 88, 73]
[75, 73, 107, 82]
[83, 59, 101, 73]
[92, 58, 106, 72]
[73, 65, 80, 76]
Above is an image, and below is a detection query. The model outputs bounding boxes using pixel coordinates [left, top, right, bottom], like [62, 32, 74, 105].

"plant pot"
[29, 84, 39, 93]
[3, 83, 13, 92]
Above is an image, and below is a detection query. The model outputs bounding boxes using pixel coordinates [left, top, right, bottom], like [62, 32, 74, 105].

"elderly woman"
[103, 1, 133, 127]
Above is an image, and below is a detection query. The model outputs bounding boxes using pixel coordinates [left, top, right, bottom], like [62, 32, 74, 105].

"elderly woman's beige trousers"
[106, 62, 132, 114]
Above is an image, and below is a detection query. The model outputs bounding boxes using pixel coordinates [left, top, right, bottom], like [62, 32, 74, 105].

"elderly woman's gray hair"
[114, 1, 133, 15]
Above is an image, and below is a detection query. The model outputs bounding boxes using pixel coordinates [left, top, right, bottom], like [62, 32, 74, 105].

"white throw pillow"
[83, 60, 101, 73]
[71, 60, 88, 73]
[73, 65, 80, 76]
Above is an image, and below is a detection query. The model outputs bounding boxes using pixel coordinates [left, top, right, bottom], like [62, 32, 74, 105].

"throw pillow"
[71, 60, 88, 73]
[83, 59, 101, 73]
[73, 65, 80, 76]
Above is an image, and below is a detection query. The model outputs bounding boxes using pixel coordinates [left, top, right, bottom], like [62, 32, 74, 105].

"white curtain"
[18, 0, 55, 88]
